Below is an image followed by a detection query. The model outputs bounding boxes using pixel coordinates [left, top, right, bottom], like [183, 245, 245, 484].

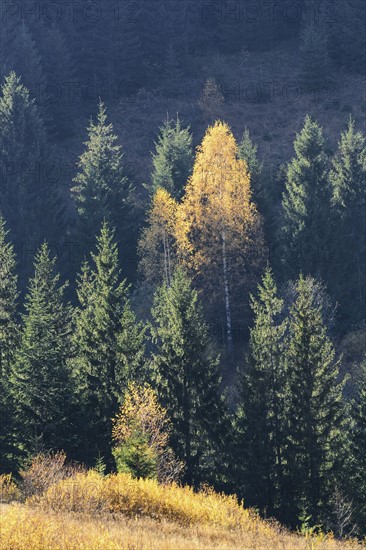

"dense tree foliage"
[149, 117, 193, 200]
[0, 217, 20, 472]
[235, 268, 287, 516]
[150, 269, 228, 486]
[329, 119, 366, 327]
[284, 275, 347, 524]
[177, 122, 265, 348]
[72, 223, 145, 463]
[0, 73, 65, 265]
[0, 2, 365, 537]
[71, 103, 135, 262]
[280, 116, 331, 279]
[11, 243, 74, 454]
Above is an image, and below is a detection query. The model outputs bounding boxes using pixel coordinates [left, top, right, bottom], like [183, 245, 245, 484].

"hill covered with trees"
[0, 0, 365, 543]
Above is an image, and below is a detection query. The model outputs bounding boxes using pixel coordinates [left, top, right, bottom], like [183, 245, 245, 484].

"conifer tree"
[0, 20, 44, 96]
[71, 102, 135, 256]
[72, 223, 145, 463]
[238, 128, 264, 208]
[199, 79, 224, 122]
[284, 275, 347, 524]
[0, 216, 20, 471]
[329, 119, 366, 327]
[110, 2, 143, 89]
[150, 268, 228, 486]
[177, 121, 265, 349]
[150, 117, 193, 200]
[235, 268, 287, 516]
[34, 24, 76, 138]
[299, 19, 330, 91]
[349, 360, 366, 534]
[11, 243, 75, 454]
[163, 44, 184, 97]
[0, 72, 65, 260]
[329, 0, 366, 74]
[280, 116, 331, 278]
[0, 216, 19, 376]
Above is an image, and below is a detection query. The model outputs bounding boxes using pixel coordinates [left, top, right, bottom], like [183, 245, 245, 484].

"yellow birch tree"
[138, 188, 178, 286]
[176, 121, 265, 349]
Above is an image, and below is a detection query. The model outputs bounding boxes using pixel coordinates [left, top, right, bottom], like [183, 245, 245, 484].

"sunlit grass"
[0, 471, 363, 549]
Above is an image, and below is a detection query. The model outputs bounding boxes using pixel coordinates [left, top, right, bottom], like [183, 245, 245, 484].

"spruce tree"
[280, 116, 331, 278]
[71, 102, 135, 259]
[0, 216, 19, 376]
[235, 268, 287, 516]
[284, 275, 347, 524]
[0, 72, 65, 265]
[34, 24, 76, 138]
[329, 119, 366, 327]
[0, 216, 20, 471]
[11, 243, 75, 455]
[150, 117, 193, 200]
[150, 268, 228, 486]
[163, 43, 184, 97]
[0, 19, 44, 97]
[349, 360, 366, 534]
[299, 19, 330, 92]
[238, 128, 264, 208]
[72, 222, 145, 463]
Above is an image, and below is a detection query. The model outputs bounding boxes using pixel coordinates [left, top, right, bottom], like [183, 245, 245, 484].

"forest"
[0, 0, 365, 544]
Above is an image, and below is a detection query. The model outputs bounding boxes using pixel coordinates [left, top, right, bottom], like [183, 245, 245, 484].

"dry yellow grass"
[0, 471, 363, 550]
[0, 503, 362, 550]
[30, 470, 260, 530]
[0, 473, 20, 503]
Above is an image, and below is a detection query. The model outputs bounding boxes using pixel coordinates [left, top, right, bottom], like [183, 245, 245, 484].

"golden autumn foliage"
[30, 470, 254, 528]
[176, 121, 259, 262]
[113, 383, 170, 448]
[0, 471, 362, 549]
[0, 473, 20, 503]
[112, 383, 183, 482]
[139, 123, 265, 346]
[176, 121, 265, 344]
[138, 187, 178, 286]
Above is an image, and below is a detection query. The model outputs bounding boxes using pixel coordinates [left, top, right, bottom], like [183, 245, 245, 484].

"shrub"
[113, 430, 158, 480]
[0, 473, 20, 503]
[31, 470, 261, 530]
[112, 383, 183, 483]
[19, 451, 82, 499]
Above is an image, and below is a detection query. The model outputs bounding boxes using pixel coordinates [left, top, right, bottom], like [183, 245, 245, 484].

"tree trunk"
[221, 230, 232, 350]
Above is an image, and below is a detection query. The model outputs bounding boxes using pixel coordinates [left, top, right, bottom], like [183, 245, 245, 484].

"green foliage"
[280, 116, 331, 278]
[0, 22, 44, 96]
[284, 275, 347, 523]
[93, 455, 107, 477]
[11, 243, 75, 455]
[71, 102, 135, 255]
[113, 430, 158, 480]
[235, 268, 287, 515]
[0, 72, 66, 262]
[0, 216, 19, 376]
[329, 118, 366, 327]
[150, 116, 193, 200]
[151, 268, 228, 486]
[238, 128, 264, 207]
[0, 216, 20, 472]
[72, 222, 145, 463]
[349, 360, 366, 534]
